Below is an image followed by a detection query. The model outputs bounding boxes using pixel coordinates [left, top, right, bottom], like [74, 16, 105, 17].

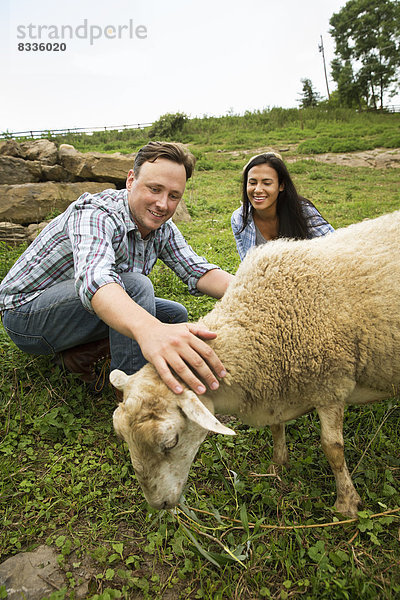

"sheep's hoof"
[334, 494, 362, 519]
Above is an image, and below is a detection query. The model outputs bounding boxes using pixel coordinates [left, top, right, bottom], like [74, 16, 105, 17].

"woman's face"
[246, 163, 284, 214]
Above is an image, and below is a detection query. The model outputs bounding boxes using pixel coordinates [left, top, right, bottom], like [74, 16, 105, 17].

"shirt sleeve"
[68, 202, 126, 312]
[231, 209, 247, 261]
[159, 221, 220, 296]
[302, 203, 335, 238]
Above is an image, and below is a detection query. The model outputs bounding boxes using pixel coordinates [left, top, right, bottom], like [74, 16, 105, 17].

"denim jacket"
[231, 202, 334, 261]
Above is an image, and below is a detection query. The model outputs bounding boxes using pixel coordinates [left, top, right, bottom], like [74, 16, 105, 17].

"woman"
[231, 152, 334, 260]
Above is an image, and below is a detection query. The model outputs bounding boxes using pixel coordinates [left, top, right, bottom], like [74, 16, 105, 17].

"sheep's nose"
[147, 496, 179, 510]
[159, 498, 178, 510]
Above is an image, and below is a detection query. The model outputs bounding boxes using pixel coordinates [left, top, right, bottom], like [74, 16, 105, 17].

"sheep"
[110, 210, 400, 517]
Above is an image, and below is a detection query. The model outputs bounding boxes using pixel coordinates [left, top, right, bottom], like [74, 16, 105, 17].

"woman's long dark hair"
[240, 153, 313, 239]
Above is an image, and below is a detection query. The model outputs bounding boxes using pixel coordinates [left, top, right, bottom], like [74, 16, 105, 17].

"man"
[0, 141, 234, 395]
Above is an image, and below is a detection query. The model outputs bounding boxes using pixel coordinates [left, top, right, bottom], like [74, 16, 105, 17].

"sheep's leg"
[316, 405, 362, 518]
[270, 423, 289, 465]
[267, 423, 289, 475]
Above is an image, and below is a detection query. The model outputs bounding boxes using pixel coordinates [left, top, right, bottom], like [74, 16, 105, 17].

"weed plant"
[0, 115, 399, 599]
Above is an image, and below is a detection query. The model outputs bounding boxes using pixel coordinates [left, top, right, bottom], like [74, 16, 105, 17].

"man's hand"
[91, 283, 227, 395]
[136, 321, 226, 395]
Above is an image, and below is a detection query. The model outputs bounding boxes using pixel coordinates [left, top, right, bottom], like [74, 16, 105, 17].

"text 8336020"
[18, 42, 66, 51]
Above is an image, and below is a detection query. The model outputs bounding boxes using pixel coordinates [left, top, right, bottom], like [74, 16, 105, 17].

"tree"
[330, 0, 400, 109]
[298, 78, 321, 108]
[330, 58, 367, 108]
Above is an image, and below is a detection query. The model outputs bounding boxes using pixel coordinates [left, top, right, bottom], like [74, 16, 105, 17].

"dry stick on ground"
[115, 506, 400, 529]
[347, 530, 359, 544]
[172, 507, 398, 571]
[180, 505, 400, 531]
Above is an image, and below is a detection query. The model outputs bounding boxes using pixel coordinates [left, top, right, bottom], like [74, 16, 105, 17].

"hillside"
[47, 106, 400, 157]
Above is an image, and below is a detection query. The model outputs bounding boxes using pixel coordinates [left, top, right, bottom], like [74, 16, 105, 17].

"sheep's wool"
[202, 210, 400, 413]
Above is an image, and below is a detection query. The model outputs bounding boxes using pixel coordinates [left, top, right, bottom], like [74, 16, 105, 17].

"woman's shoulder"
[231, 205, 242, 219]
[299, 197, 320, 216]
[231, 206, 244, 228]
[299, 196, 334, 235]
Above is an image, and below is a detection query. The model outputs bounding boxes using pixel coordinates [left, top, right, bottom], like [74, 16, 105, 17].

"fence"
[0, 122, 153, 140]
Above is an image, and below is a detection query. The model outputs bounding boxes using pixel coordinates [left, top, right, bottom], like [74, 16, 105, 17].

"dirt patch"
[226, 146, 400, 168]
[289, 147, 400, 169]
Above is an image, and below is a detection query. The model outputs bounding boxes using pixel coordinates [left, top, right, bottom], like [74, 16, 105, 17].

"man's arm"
[196, 268, 234, 298]
[91, 282, 227, 395]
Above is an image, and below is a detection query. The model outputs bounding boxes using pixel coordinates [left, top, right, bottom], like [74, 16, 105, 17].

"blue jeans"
[2, 273, 188, 375]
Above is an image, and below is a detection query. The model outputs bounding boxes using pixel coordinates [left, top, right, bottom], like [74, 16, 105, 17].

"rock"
[19, 139, 58, 165]
[59, 144, 135, 183]
[0, 139, 58, 166]
[288, 148, 400, 169]
[0, 140, 24, 158]
[26, 221, 49, 243]
[0, 545, 65, 600]
[0, 181, 116, 224]
[58, 144, 92, 178]
[41, 163, 73, 182]
[173, 200, 191, 223]
[374, 150, 400, 168]
[91, 154, 134, 182]
[0, 222, 27, 246]
[0, 157, 42, 184]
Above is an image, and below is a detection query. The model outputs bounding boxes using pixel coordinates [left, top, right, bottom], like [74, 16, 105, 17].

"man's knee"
[120, 273, 156, 314]
[155, 299, 188, 324]
[172, 303, 188, 323]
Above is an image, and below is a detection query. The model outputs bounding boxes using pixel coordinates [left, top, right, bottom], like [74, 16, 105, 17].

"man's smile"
[148, 209, 166, 218]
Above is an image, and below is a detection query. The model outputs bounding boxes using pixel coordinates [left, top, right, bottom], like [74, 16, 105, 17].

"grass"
[1, 110, 400, 599]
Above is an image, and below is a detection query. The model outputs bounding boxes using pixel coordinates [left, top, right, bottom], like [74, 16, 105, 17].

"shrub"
[330, 139, 370, 153]
[148, 112, 188, 139]
[376, 133, 400, 148]
[196, 158, 214, 171]
[297, 138, 333, 154]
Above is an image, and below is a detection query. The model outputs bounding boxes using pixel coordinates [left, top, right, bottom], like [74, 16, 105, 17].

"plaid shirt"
[231, 201, 334, 261]
[0, 188, 219, 313]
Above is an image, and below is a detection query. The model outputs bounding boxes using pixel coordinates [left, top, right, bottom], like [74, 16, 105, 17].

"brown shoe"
[56, 338, 110, 384]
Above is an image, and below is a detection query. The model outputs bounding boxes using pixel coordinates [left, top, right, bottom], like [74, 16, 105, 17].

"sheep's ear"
[110, 369, 129, 391]
[177, 391, 236, 436]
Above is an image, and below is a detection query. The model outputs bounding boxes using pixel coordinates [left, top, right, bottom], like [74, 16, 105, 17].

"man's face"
[126, 158, 187, 238]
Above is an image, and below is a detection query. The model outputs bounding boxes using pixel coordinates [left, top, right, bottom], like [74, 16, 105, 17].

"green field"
[1, 108, 399, 599]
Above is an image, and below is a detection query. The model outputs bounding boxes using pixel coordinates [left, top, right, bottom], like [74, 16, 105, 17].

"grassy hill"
[1, 107, 399, 599]
[52, 106, 400, 156]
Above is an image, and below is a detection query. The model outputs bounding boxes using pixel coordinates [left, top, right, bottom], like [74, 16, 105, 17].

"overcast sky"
[1, 0, 397, 134]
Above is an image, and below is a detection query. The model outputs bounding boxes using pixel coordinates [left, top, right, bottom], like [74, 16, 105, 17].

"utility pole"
[318, 35, 330, 100]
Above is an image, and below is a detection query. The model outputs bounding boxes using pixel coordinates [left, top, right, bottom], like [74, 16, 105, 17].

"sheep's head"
[110, 365, 235, 509]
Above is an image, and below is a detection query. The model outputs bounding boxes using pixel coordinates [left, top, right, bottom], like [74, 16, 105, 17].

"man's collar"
[122, 191, 137, 233]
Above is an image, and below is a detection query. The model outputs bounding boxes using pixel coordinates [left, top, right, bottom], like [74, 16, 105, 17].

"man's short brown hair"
[133, 141, 196, 180]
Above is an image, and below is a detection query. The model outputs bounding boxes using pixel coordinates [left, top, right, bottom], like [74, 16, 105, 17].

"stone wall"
[0, 139, 191, 246]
